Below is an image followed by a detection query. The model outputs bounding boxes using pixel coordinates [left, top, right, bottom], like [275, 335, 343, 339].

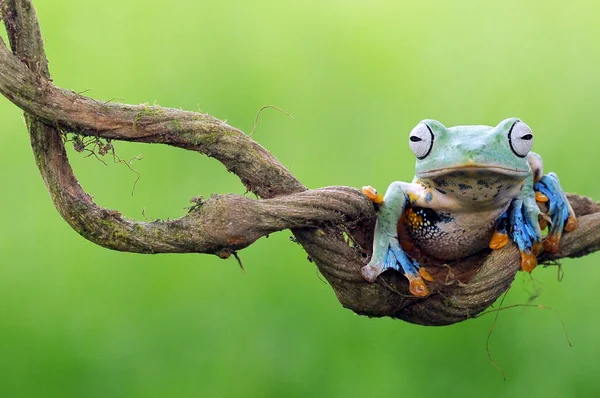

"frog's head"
[410, 117, 533, 203]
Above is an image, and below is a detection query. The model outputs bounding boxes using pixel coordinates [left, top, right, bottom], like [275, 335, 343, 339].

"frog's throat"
[417, 164, 529, 179]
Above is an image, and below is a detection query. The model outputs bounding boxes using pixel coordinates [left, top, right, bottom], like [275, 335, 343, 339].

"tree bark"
[1, 0, 599, 326]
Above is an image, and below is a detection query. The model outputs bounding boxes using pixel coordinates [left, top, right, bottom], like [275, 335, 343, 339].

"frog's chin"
[417, 164, 529, 180]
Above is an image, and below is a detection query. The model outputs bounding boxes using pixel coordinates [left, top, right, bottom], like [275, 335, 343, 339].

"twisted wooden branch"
[1, 0, 599, 326]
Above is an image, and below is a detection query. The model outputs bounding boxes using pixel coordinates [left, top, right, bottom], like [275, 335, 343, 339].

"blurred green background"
[1, 0, 599, 396]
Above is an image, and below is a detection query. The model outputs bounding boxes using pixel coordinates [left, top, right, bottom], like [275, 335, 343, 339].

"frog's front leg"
[362, 182, 429, 297]
[528, 152, 577, 252]
[490, 184, 543, 272]
[534, 172, 577, 253]
[509, 193, 544, 272]
[491, 153, 577, 272]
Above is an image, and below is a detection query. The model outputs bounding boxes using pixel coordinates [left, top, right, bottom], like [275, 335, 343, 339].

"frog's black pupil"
[521, 134, 533, 140]
[410, 136, 422, 142]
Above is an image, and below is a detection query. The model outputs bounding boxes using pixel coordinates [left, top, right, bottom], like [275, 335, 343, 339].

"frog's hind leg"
[534, 172, 578, 253]
[361, 182, 429, 297]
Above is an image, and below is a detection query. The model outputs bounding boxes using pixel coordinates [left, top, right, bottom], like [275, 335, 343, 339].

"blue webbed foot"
[508, 199, 539, 253]
[362, 238, 429, 296]
[534, 173, 578, 253]
[385, 239, 429, 296]
[508, 199, 542, 272]
[495, 197, 543, 272]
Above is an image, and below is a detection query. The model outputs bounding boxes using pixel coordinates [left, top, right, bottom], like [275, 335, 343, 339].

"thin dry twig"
[486, 290, 509, 381]
[250, 105, 294, 136]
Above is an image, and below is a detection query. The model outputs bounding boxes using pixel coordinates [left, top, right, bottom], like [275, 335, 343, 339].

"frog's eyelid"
[508, 121, 534, 157]
[409, 123, 434, 159]
[421, 124, 435, 159]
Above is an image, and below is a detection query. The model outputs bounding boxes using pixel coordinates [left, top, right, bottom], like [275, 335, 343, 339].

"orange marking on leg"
[520, 251, 538, 272]
[543, 234, 560, 254]
[535, 192, 549, 203]
[489, 231, 509, 250]
[419, 267, 434, 282]
[565, 216, 578, 232]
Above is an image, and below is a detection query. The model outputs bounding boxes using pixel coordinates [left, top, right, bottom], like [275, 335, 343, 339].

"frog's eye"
[409, 123, 434, 159]
[508, 121, 534, 158]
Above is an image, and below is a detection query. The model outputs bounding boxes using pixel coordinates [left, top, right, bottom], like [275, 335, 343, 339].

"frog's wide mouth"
[417, 164, 530, 179]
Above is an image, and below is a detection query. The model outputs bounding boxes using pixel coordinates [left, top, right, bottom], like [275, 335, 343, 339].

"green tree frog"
[362, 118, 577, 297]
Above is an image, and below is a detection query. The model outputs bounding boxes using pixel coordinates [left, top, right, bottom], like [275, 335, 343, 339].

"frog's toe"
[407, 275, 429, 297]
[542, 234, 561, 254]
[362, 242, 416, 283]
[489, 231, 509, 250]
[386, 245, 430, 296]
[418, 267, 434, 282]
[535, 191, 549, 203]
[362, 185, 384, 204]
[361, 262, 384, 283]
[490, 210, 510, 250]
[565, 215, 578, 232]
[520, 250, 538, 272]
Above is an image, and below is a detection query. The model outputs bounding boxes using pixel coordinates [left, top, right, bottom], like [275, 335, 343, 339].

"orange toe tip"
[565, 216, 578, 232]
[543, 235, 560, 254]
[520, 252, 538, 272]
[362, 186, 383, 204]
[409, 279, 429, 297]
[361, 186, 376, 196]
[535, 192, 549, 203]
[419, 267, 434, 282]
[489, 232, 509, 250]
